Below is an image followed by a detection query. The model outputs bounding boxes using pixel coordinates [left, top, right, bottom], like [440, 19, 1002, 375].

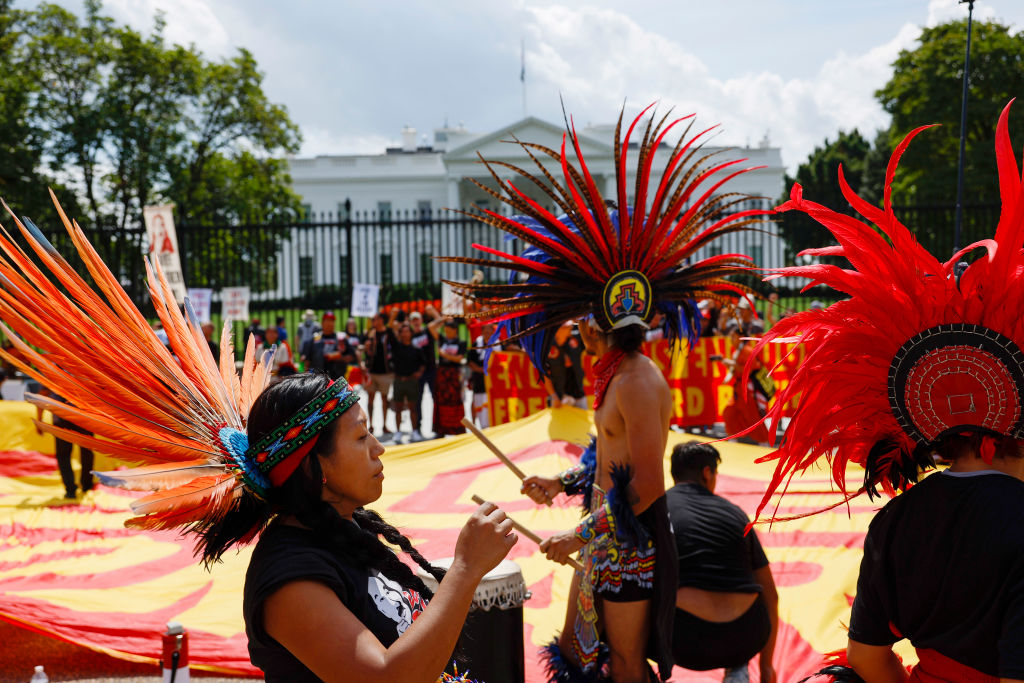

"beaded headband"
[220, 379, 360, 497]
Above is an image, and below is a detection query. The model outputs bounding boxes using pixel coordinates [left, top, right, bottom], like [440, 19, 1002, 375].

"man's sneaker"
[410, 429, 423, 442]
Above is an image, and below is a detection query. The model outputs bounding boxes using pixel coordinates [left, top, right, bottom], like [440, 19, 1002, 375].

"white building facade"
[282, 117, 787, 298]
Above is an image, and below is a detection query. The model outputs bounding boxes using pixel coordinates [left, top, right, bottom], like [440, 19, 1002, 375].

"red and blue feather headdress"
[438, 104, 770, 373]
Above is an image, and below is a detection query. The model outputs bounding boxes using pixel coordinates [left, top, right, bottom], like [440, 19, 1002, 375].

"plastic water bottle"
[30, 666, 48, 683]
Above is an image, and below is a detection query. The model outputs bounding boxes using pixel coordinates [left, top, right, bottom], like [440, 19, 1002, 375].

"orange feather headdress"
[751, 101, 1024, 523]
[0, 193, 356, 540]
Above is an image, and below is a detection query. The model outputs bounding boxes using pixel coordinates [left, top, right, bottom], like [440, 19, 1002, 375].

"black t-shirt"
[438, 338, 466, 368]
[666, 482, 769, 593]
[411, 330, 436, 369]
[849, 470, 1024, 678]
[392, 342, 424, 377]
[467, 340, 486, 393]
[320, 332, 353, 379]
[368, 328, 397, 374]
[243, 523, 430, 681]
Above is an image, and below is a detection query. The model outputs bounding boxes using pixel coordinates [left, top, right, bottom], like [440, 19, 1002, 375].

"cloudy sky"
[22, 0, 1024, 171]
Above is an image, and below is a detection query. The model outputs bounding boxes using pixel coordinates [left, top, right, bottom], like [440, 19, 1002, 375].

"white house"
[280, 117, 786, 300]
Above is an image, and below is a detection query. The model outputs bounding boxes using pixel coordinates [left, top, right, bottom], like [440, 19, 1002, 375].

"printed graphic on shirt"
[367, 572, 424, 635]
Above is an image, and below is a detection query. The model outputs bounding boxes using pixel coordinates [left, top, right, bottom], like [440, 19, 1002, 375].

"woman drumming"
[236, 374, 517, 680]
[0, 201, 517, 682]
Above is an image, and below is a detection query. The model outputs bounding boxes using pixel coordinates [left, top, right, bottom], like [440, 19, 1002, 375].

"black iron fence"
[0, 200, 1003, 348]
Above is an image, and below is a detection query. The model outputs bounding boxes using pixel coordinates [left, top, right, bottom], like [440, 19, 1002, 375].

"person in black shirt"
[364, 311, 398, 437]
[409, 307, 440, 435]
[434, 319, 467, 436]
[467, 322, 493, 427]
[847, 434, 1024, 681]
[667, 442, 777, 683]
[391, 324, 426, 441]
[544, 321, 586, 408]
[34, 385, 95, 499]
[300, 312, 355, 381]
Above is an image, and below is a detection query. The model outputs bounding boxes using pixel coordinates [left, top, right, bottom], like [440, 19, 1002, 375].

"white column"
[446, 177, 461, 211]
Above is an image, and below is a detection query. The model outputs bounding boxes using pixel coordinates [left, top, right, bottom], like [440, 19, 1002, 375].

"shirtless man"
[523, 319, 676, 683]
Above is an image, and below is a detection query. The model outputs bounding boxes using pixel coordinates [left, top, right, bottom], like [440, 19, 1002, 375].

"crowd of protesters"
[0, 294, 807, 447]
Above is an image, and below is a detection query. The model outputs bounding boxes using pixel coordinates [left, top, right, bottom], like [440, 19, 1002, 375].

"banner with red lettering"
[487, 337, 807, 427]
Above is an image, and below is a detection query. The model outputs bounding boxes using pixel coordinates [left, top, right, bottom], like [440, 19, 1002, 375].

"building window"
[750, 245, 763, 267]
[299, 256, 314, 293]
[417, 200, 432, 221]
[709, 246, 722, 258]
[419, 253, 433, 283]
[301, 203, 313, 223]
[337, 202, 350, 222]
[380, 253, 393, 286]
[377, 201, 392, 225]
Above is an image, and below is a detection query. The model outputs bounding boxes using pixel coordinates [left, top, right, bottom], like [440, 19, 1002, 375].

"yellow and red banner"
[486, 337, 808, 427]
[0, 399, 916, 680]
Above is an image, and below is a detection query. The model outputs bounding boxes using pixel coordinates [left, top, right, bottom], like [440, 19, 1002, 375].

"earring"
[321, 474, 327, 485]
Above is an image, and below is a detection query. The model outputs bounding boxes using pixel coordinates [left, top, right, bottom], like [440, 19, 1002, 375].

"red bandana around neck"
[592, 348, 628, 410]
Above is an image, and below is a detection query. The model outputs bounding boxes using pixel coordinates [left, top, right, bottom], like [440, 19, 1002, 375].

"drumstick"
[461, 417, 553, 506]
[471, 494, 583, 571]
[461, 417, 526, 479]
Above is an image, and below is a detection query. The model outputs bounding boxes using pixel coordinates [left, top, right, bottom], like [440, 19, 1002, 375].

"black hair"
[610, 323, 645, 353]
[934, 431, 1021, 462]
[197, 373, 444, 596]
[670, 440, 721, 484]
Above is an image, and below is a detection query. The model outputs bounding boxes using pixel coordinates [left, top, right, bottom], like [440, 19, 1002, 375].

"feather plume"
[0, 193, 270, 542]
[750, 101, 1024, 523]
[437, 104, 768, 375]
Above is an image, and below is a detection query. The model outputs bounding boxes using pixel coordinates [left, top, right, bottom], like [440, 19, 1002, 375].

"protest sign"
[222, 287, 251, 322]
[143, 205, 186, 303]
[187, 288, 213, 323]
[350, 283, 380, 318]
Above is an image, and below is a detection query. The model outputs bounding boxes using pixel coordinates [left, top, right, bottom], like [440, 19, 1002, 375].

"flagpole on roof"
[520, 38, 527, 118]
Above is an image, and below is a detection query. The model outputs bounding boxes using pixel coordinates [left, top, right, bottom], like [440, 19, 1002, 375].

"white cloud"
[101, 0, 231, 58]
[297, 127, 397, 158]
[522, 5, 928, 171]
[926, 0, 999, 27]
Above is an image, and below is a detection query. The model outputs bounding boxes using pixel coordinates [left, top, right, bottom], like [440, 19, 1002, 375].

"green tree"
[21, 1, 302, 295]
[0, 0, 77, 224]
[779, 129, 875, 259]
[168, 49, 302, 224]
[877, 19, 1024, 207]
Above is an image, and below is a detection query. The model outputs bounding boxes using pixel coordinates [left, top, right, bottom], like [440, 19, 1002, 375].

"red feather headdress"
[437, 104, 770, 372]
[752, 101, 1024, 522]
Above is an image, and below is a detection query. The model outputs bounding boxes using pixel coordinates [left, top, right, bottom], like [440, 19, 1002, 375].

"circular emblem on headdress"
[888, 324, 1024, 444]
[599, 270, 654, 331]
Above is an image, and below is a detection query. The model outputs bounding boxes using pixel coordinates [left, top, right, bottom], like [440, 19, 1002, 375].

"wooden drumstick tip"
[470, 494, 583, 571]
[461, 417, 554, 506]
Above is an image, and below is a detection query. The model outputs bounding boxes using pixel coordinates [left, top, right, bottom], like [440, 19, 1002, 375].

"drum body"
[418, 558, 528, 683]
